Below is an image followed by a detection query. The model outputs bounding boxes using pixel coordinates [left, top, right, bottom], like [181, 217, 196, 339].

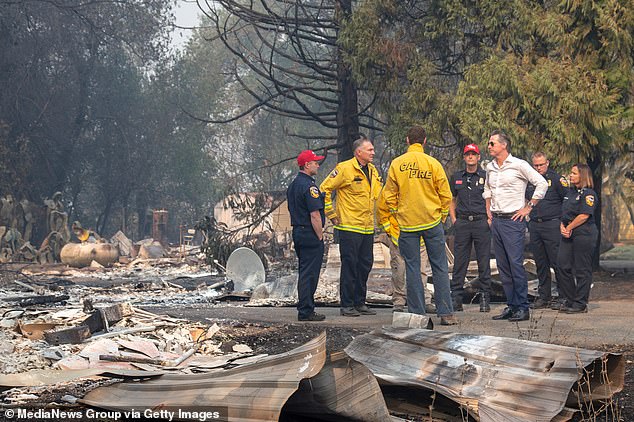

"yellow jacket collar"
[351, 157, 374, 171]
[407, 143, 425, 153]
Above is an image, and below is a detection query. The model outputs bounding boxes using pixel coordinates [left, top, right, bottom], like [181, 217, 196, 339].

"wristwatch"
[528, 201, 535, 208]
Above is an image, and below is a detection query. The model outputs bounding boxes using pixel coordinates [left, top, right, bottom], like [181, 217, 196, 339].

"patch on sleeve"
[560, 177, 569, 188]
[310, 186, 320, 198]
[329, 169, 338, 178]
[585, 195, 595, 207]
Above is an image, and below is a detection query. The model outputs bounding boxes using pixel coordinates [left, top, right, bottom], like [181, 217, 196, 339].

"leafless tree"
[196, 0, 383, 160]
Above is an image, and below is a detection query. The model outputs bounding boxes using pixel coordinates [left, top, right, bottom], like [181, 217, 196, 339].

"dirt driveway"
[149, 270, 634, 421]
[154, 271, 634, 350]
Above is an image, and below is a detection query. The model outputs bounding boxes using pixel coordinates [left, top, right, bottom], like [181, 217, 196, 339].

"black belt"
[492, 212, 515, 219]
[533, 217, 559, 223]
[457, 214, 486, 221]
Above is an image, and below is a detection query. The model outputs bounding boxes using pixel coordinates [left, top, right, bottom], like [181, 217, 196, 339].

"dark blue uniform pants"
[557, 225, 597, 310]
[293, 226, 324, 318]
[529, 219, 562, 301]
[451, 218, 492, 301]
[338, 230, 373, 308]
[491, 218, 529, 311]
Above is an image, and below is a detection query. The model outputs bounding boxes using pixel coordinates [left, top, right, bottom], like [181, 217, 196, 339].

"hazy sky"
[172, 0, 202, 48]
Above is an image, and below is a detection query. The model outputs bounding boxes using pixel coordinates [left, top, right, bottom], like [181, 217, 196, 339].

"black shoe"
[452, 299, 463, 312]
[340, 307, 360, 317]
[479, 293, 491, 313]
[298, 312, 326, 321]
[551, 299, 567, 310]
[355, 304, 377, 315]
[508, 309, 530, 322]
[563, 306, 588, 314]
[492, 307, 514, 320]
[530, 298, 550, 309]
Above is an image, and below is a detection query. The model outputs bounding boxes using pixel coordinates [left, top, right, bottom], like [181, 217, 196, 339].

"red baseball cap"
[463, 144, 480, 154]
[297, 150, 325, 167]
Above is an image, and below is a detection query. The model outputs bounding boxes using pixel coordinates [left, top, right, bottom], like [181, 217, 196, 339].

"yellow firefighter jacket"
[320, 157, 383, 234]
[378, 143, 451, 233]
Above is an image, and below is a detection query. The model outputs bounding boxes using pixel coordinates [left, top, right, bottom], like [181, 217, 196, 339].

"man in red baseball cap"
[287, 150, 326, 321]
[449, 143, 492, 312]
[463, 143, 480, 154]
[296, 150, 325, 167]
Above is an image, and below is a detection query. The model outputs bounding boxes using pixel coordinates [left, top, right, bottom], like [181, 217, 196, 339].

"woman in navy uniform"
[557, 163, 598, 313]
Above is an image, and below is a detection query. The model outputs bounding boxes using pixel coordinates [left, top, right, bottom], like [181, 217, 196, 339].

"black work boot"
[530, 298, 550, 309]
[479, 292, 491, 313]
[452, 297, 463, 312]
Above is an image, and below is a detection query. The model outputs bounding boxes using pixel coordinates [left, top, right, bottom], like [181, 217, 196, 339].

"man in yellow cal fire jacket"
[320, 135, 382, 317]
[378, 125, 457, 325]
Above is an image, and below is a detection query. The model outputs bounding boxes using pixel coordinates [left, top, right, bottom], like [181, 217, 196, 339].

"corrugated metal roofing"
[80, 331, 327, 422]
[282, 351, 393, 421]
[344, 328, 624, 422]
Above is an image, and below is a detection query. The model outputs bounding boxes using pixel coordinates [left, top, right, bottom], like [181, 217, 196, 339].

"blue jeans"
[399, 223, 453, 316]
[491, 218, 529, 311]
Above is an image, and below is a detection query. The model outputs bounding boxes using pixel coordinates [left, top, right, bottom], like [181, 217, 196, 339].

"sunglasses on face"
[488, 142, 496, 147]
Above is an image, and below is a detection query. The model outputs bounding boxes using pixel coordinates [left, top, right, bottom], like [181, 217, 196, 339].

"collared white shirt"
[483, 154, 548, 213]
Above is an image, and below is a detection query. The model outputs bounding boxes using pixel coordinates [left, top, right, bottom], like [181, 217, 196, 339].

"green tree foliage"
[0, 0, 176, 237]
[0, 0, 173, 201]
[456, 0, 633, 163]
[342, 0, 633, 163]
[340, 0, 512, 149]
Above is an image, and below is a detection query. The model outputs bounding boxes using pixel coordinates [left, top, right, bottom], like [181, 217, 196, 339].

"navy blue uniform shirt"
[526, 168, 566, 220]
[561, 187, 597, 226]
[450, 168, 487, 215]
[287, 172, 325, 227]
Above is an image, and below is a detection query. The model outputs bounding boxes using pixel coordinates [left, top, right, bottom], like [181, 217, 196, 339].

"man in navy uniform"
[526, 152, 566, 309]
[287, 150, 326, 321]
[449, 144, 492, 312]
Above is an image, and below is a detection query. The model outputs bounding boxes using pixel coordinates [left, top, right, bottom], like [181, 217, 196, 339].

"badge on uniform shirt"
[455, 180, 463, 185]
[585, 195, 595, 207]
[560, 177, 569, 187]
[329, 169, 338, 178]
[479, 177, 484, 185]
[309, 186, 320, 198]
[548, 179, 552, 186]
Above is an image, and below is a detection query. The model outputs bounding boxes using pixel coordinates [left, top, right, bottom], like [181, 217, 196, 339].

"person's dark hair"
[352, 134, 370, 152]
[574, 163, 594, 188]
[407, 126, 426, 144]
[299, 165, 306, 171]
[490, 129, 511, 152]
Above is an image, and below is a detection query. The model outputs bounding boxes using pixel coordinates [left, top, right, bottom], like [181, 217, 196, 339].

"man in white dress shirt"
[484, 130, 548, 322]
